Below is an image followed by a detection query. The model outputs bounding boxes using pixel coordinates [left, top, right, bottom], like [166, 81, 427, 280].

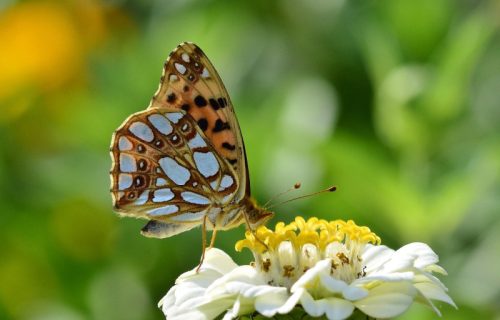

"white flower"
[159, 248, 289, 320]
[160, 217, 456, 320]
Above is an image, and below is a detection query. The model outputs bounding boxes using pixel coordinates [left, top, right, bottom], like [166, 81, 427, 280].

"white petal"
[207, 266, 263, 297]
[213, 265, 261, 284]
[225, 281, 285, 298]
[174, 286, 210, 310]
[353, 282, 416, 318]
[160, 283, 229, 320]
[299, 290, 324, 317]
[380, 255, 415, 273]
[222, 311, 234, 320]
[300, 292, 354, 320]
[319, 273, 348, 293]
[291, 259, 331, 291]
[254, 289, 290, 317]
[362, 244, 394, 273]
[324, 297, 355, 320]
[397, 242, 439, 268]
[425, 264, 448, 275]
[414, 271, 448, 291]
[342, 285, 369, 301]
[353, 271, 414, 285]
[278, 288, 304, 314]
[202, 248, 239, 274]
[415, 281, 457, 308]
[177, 268, 223, 286]
[194, 297, 237, 320]
[159, 287, 175, 310]
[167, 309, 212, 320]
[224, 296, 254, 319]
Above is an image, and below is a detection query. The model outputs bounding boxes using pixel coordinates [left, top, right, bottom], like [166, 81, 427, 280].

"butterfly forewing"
[110, 108, 239, 225]
[148, 42, 249, 201]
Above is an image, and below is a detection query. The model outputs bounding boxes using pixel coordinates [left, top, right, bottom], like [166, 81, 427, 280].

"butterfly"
[110, 42, 273, 259]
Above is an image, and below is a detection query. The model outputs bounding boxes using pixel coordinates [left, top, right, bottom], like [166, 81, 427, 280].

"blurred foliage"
[0, 0, 499, 319]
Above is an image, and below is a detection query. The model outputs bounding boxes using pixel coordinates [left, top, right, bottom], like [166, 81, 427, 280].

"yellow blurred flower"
[0, 1, 108, 120]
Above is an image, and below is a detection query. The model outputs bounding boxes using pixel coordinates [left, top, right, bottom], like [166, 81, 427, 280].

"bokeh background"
[1, 0, 499, 319]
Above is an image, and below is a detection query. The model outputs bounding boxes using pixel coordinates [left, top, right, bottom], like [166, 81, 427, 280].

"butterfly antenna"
[263, 182, 302, 209]
[267, 185, 337, 209]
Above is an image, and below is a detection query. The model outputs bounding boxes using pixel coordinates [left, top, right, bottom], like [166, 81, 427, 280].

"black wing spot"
[213, 119, 230, 132]
[167, 93, 176, 103]
[228, 158, 237, 165]
[181, 104, 190, 111]
[222, 142, 236, 150]
[188, 74, 195, 81]
[183, 85, 189, 92]
[197, 118, 208, 131]
[137, 144, 145, 153]
[194, 95, 207, 107]
[209, 98, 220, 110]
[217, 97, 227, 108]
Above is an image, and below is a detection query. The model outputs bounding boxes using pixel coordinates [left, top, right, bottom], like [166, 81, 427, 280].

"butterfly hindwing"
[110, 108, 239, 227]
[148, 42, 249, 201]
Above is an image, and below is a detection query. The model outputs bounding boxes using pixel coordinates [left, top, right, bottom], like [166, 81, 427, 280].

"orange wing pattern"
[148, 42, 249, 200]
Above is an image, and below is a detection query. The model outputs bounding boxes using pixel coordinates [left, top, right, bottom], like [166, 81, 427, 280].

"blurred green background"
[1, 0, 499, 319]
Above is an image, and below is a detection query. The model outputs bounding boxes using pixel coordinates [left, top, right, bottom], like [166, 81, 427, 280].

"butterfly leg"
[208, 228, 218, 249]
[242, 212, 268, 251]
[196, 215, 208, 273]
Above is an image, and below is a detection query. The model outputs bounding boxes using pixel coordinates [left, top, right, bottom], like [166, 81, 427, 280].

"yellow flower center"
[236, 217, 381, 288]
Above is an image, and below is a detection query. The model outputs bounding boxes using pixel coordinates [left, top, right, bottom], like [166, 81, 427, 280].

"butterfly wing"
[148, 42, 250, 201]
[110, 108, 239, 237]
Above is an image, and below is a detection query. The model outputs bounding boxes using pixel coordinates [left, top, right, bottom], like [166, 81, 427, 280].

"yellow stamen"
[235, 216, 381, 253]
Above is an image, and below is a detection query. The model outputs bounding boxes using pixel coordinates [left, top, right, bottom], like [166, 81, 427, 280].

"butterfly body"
[110, 43, 273, 240]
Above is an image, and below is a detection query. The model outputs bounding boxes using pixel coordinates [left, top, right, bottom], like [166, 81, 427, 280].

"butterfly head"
[244, 197, 274, 229]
